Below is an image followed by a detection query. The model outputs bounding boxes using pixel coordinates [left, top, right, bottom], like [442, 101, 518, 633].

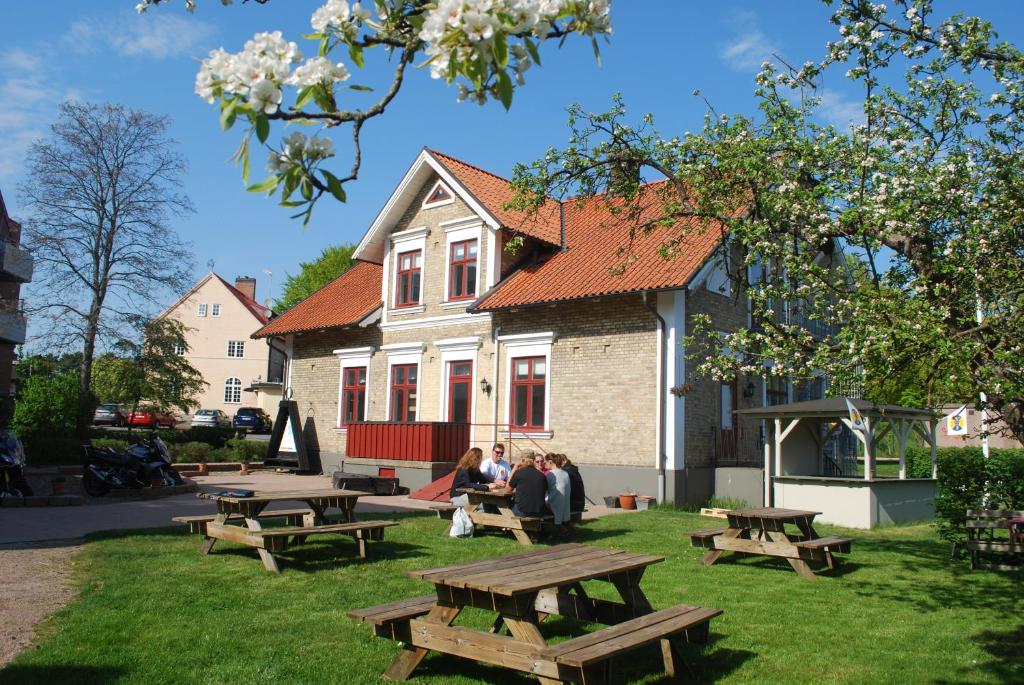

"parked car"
[192, 409, 231, 429]
[93, 403, 127, 427]
[233, 407, 272, 433]
[126, 407, 177, 429]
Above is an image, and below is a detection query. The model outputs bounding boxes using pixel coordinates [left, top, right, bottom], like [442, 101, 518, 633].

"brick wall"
[495, 295, 658, 467]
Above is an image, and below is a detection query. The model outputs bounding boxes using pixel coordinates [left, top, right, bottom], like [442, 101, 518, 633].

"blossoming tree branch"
[138, 0, 611, 224]
[508, 0, 1024, 441]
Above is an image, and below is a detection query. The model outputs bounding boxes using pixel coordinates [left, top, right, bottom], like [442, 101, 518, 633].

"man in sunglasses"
[480, 443, 511, 486]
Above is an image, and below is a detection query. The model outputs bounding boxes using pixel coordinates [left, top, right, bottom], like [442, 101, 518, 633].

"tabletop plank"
[198, 489, 366, 504]
[730, 507, 821, 520]
[410, 544, 591, 582]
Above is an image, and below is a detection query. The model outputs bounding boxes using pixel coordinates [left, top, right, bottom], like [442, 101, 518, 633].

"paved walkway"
[1, 471, 624, 547]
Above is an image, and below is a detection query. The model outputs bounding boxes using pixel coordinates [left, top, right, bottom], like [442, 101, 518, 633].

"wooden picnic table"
[458, 486, 539, 545]
[689, 507, 852, 580]
[349, 543, 723, 684]
[183, 489, 396, 573]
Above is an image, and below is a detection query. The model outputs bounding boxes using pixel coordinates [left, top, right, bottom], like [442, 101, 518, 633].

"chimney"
[235, 276, 256, 301]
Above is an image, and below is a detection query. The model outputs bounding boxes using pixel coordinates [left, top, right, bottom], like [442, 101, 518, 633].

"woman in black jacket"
[450, 447, 500, 506]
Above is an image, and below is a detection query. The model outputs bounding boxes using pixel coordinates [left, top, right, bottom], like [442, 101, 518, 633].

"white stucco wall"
[774, 477, 937, 528]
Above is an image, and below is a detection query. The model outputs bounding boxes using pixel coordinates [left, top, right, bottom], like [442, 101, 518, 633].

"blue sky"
[4, 1, 1023, 347]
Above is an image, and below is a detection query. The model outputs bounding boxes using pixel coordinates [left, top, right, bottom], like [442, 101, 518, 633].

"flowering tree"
[139, 0, 611, 223]
[509, 0, 1024, 442]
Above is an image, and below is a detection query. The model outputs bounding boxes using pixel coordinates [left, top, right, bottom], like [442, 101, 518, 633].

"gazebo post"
[863, 417, 874, 482]
[764, 421, 774, 506]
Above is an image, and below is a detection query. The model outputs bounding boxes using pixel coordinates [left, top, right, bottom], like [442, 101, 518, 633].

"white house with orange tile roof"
[160, 273, 286, 418]
[254, 148, 846, 506]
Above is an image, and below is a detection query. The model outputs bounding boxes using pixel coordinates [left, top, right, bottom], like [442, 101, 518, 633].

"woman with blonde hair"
[449, 447, 501, 506]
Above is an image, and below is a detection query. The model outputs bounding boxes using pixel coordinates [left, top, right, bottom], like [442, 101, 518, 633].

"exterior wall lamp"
[742, 379, 757, 400]
[480, 378, 492, 396]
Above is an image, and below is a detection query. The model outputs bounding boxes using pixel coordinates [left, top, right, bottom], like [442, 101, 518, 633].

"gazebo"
[737, 398, 939, 529]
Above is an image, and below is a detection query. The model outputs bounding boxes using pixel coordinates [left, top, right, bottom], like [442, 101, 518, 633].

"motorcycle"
[81, 435, 184, 497]
[0, 430, 33, 497]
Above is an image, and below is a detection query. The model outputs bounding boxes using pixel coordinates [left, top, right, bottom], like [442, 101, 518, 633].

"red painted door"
[720, 379, 739, 461]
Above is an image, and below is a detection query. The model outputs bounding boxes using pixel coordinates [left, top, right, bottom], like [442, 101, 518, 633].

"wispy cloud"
[720, 11, 779, 72]
[818, 89, 865, 129]
[68, 12, 216, 60]
[0, 49, 56, 182]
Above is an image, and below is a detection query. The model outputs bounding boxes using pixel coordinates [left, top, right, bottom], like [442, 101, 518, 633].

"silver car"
[191, 409, 231, 428]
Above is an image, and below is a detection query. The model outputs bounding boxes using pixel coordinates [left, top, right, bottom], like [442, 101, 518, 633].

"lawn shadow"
[934, 624, 1024, 684]
[710, 552, 864, 578]
[0, 664, 126, 685]
[209, 538, 425, 573]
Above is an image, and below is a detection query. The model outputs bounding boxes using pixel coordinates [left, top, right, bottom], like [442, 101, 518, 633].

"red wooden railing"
[346, 422, 470, 462]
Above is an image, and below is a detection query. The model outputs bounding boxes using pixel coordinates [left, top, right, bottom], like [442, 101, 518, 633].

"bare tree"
[19, 101, 194, 435]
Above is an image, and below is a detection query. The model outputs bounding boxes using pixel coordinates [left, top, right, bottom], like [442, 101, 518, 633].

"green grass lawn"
[3, 510, 1021, 684]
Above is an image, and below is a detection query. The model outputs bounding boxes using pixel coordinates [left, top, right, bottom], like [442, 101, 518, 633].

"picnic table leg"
[501, 615, 562, 685]
[243, 515, 281, 574]
[610, 574, 686, 678]
[199, 511, 232, 555]
[700, 527, 744, 565]
[794, 518, 837, 570]
[496, 502, 536, 546]
[765, 531, 816, 580]
[382, 604, 461, 681]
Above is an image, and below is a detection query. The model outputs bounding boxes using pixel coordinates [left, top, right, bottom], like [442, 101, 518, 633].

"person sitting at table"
[534, 452, 550, 474]
[480, 442, 512, 484]
[545, 453, 572, 531]
[450, 447, 503, 507]
[562, 455, 586, 514]
[508, 454, 548, 518]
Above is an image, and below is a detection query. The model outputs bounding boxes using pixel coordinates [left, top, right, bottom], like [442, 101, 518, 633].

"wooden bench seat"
[688, 528, 728, 548]
[347, 594, 438, 641]
[965, 509, 1024, 571]
[430, 504, 457, 520]
[539, 603, 723, 682]
[172, 508, 315, 534]
[794, 536, 853, 554]
[205, 519, 396, 557]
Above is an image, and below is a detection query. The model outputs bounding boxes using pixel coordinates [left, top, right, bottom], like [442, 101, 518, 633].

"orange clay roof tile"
[253, 261, 382, 337]
[473, 184, 725, 310]
[429, 150, 562, 245]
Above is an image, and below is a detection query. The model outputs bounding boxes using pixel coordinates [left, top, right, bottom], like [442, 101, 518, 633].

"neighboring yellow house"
[160, 274, 286, 417]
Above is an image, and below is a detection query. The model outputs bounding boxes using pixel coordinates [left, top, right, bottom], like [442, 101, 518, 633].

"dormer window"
[396, 249, 422, 308]
[422, 180, 454, 208]
[448, 239, 477, 301]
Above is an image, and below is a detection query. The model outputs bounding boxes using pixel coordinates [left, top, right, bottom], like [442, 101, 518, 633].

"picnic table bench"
[175, 489, 397, 573]
[349, 543, 722, 684]
[445, 488, 583, 545]
[689, 507, 853, 580]
[965, 509, 1024, 571]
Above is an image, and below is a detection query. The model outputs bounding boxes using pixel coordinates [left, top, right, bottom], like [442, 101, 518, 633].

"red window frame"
[448, 239, 478, 301]
[390, 363, 418, 422]
[509, 356, 546, 431]
[395, 250, 421, 308]
[447, 360, 473, 424]
[341, 366, 366, 427]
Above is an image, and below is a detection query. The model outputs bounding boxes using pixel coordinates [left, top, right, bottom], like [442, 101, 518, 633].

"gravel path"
[0, 542, 81, 667]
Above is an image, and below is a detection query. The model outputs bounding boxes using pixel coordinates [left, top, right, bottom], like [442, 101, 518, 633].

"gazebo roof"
[736, 397, 935, 420]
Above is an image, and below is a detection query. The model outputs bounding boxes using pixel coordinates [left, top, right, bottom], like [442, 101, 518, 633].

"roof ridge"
[427, 149, 517, 186]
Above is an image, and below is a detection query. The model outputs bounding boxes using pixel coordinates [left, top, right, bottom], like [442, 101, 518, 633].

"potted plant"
[618, 490, 637, 510]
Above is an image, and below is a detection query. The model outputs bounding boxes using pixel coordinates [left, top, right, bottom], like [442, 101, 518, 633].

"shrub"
[906, 446, 1024, 542]
[22, 436, 83, 467]
[171, 441, 213, 464]
[224, 438, 267, 463]
[90, 438, 129, 451]
[13, 372, 79, 438]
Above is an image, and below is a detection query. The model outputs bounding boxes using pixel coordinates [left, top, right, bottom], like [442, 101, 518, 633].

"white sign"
[280, 415, 297, 453]
[945, 405, 969, 436]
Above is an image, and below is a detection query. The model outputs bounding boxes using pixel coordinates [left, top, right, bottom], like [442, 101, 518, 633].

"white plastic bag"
[449, 507, 474, 538]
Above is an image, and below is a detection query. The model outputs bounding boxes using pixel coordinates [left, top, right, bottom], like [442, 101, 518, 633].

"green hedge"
[170, 441, 214, 464]
[906, 446, 1024, 541]
[23, 436, 83, 467]
[88, 425, 237, 448]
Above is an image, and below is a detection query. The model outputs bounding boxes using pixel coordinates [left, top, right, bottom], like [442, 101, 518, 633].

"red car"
[127, 407, 177, 429]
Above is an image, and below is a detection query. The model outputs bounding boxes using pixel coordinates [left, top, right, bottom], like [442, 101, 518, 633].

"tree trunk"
[76, 304, 101, 438]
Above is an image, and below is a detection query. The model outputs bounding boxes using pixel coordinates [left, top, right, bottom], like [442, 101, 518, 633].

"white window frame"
[211, 303, 221, 317]
[390, 226, 428, 312]
[224, 377, 242, 404]
[440, 217, 483, 307]
[173, 342, 185, 355]
[197, 303, 207, 317]
[499, 332, 554, 438]
[435, 337, 481, 439]
[381, 342, 425, 422]
[227, 340, 245, 358]
[333, 346, 375, 431]
[421, 179, 455, 209]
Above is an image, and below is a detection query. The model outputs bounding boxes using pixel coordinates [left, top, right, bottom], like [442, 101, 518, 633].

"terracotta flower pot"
[239, 463, 250, 476]
[196, 463, 208, 476]
[618, 494, 637, 510]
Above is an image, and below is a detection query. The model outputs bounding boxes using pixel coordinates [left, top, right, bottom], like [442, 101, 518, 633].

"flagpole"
[976, 297, 990, 462]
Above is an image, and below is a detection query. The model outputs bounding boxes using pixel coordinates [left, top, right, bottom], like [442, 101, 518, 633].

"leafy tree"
[509, 0, 1024, 442]
[90, 354, 139, 405]
[16, 353, 82, 380]
[12, 372, 78, 437]
[18, 101, 194, 437]
[276, 243, 356, 311]
[138, 0, 611, 223]
[114, 317, 207, 416]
